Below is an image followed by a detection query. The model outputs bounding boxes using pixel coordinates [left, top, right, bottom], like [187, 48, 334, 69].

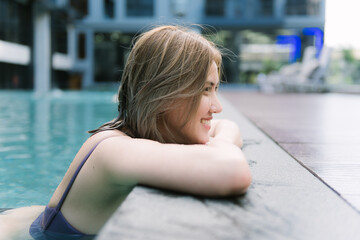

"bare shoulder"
[93, 136, 166, 176]
[86, 130, 128, 145]
[76, 130, 128, 164]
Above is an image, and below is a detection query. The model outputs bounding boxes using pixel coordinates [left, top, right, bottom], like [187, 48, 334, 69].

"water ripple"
[0, 91, 117, 208]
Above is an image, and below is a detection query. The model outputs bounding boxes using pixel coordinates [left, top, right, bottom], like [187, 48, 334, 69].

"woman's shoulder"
[93, 129, 128, 139]
[76, 130, 130, 169]
[86, 130, 129, 146]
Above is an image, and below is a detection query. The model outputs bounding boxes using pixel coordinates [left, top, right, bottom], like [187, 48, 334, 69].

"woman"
[1, 25, 251, 239]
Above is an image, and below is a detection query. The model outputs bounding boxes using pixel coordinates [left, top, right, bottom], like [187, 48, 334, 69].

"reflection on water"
[0, 91, 117, 208]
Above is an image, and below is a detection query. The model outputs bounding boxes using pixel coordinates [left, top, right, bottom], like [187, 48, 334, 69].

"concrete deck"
[97, 92, 360, 240]
[222, 91, 360, 212]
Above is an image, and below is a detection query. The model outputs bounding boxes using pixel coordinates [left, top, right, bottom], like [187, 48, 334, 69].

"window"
[126, 0, 154, 17]
[94, 32, 133, 83]
[70, 0, 88, 18]
[0, 0, 32, 45]
[286, 0, 321, 16]
[205, 0, 225, 17]
[258, 0, 273, 17]
[51, 13, 68, 54]
[0, 62, 31, 89]
[52, 70, 70, 89]
[104, 0, 114, 18]
[77, 33, 86, 59]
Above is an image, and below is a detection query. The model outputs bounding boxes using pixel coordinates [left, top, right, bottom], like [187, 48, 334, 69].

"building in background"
[0, 0, 325, 92]
[0, 0, 33, 89]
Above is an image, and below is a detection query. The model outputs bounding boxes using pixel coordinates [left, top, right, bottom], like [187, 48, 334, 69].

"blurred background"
[0, 0, 359, 93]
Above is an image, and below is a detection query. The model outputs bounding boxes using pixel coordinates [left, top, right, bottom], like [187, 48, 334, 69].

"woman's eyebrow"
[206, 81, 220, 87]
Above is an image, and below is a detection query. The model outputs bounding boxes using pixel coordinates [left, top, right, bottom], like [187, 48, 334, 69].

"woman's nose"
[211, 94, 223, 113]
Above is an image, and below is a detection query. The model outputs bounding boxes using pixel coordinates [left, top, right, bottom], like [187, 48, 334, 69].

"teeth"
[201, 119, 211, 125]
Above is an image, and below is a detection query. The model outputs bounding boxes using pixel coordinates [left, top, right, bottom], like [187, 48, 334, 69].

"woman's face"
[167, 61, 223, 144]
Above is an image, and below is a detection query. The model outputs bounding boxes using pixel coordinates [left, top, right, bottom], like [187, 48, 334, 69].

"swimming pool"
[0, 90, 118, 208]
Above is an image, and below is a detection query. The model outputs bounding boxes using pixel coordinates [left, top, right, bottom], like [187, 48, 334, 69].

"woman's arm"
[97, 133, 251, 197]
[209, 119, 243, 147]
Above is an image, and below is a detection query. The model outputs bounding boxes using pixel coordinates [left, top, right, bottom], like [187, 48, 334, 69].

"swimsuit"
[29, 138, 109, 240]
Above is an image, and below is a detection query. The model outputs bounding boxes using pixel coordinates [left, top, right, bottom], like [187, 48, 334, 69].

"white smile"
[201, 119, 211, 125]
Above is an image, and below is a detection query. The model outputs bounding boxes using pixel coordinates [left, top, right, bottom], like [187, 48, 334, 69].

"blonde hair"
[89, 25, 222, 143]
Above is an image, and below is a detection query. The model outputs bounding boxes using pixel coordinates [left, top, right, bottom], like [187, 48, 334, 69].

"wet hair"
[89, 25, 222, 143]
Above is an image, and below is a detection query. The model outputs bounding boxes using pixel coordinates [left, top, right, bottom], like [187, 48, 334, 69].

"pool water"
[0, 90, 118, 208]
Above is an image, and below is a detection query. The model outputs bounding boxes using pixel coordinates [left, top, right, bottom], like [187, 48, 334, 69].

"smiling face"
[166, 61, 223, 144]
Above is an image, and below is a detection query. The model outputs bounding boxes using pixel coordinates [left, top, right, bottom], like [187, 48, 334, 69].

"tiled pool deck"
[97, 91, 360, 240]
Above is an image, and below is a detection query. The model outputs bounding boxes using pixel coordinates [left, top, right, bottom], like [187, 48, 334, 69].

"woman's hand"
[209, 119, 243, 147]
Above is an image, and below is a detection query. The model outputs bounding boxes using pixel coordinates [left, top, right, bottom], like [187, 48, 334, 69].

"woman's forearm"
[210, 119, 243, 147]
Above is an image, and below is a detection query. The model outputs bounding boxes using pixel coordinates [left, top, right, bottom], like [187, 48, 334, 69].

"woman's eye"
[204, 87, 211, 92]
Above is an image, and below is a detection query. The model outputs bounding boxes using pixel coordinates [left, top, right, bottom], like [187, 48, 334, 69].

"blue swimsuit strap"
[55, 137, 115, 212]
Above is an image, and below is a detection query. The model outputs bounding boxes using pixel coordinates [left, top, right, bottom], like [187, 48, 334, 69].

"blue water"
[0, 90, 118, 208]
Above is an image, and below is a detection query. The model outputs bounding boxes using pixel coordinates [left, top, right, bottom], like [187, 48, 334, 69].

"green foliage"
[261, 59, 282, 74]
[328, 49, 360, 84]
[204, 30, 231, 46]
[241, 30, 272, 44]
[342, 49, 355, 63]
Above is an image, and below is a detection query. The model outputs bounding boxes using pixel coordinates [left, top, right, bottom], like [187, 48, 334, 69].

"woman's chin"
[191, 136, 209, 145]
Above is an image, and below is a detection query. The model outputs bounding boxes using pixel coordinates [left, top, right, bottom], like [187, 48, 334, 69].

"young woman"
[0, 25, 251, 240]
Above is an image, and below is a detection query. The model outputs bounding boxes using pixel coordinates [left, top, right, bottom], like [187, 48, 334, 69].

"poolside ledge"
[97, 94, 360, 240]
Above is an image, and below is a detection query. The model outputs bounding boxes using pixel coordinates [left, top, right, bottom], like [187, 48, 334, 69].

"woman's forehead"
[206, 62, 219, 84]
